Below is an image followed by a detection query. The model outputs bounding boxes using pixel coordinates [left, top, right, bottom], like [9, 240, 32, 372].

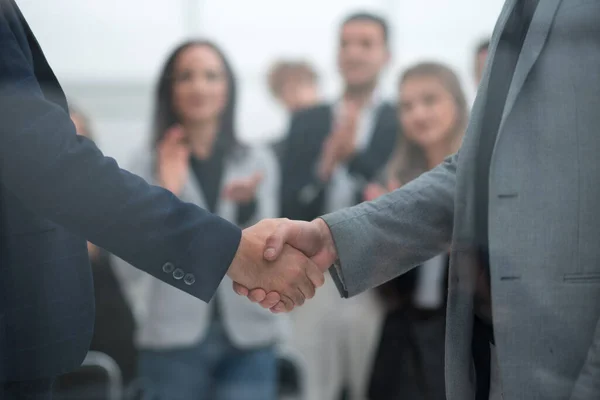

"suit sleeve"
[322, 153, 458, 298]
[279, 112, 324, 220]
[0, 12, 239, 303]
[570, 317, 600, 399]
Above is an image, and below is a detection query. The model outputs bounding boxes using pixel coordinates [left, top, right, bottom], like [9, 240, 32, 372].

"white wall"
[17, 0, 505, 164]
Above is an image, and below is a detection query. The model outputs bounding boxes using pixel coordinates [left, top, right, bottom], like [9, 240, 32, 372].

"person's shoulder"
[376, 101, 399, 130]
[377, 101, 397, 118]
[378, 100, 396, 111]
[287, 103, 333, 142]
[0, 1, 19, 27]
[292, 103, 332, 122]
[125, 145, 155, 177]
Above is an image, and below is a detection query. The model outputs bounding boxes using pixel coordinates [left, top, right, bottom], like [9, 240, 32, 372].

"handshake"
[226, 218, 337, 313]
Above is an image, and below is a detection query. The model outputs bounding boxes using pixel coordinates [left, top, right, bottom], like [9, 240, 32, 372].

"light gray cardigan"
[112, 145, 289, 350]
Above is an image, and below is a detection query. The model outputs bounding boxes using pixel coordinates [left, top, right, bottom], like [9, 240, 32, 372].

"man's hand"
[317, 136, 339, 182]
[222, 172, 264, 204]
[233, 218, 338, 312]
[316, 102, 360, 182]
[363, 178, 401, 201]
[363, 182, 388, 202]
[157, 125, 190, 196]
[227, 219, 326, 312]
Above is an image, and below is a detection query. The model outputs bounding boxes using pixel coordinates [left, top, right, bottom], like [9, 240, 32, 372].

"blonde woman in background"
[337, 62, 467, 400]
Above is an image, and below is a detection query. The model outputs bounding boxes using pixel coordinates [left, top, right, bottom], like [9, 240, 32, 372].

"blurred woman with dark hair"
[112, 41, 285, 400]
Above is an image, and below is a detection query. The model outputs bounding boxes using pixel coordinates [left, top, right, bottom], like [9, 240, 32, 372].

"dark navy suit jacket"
[280, 103, 398, 221]
[0, 0, 241, 381]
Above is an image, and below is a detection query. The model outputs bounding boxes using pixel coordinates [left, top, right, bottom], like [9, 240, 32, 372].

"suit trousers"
[489, 344, 503, 400]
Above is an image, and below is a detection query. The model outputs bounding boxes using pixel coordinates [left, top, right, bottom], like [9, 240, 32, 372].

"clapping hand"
[157, 125, 190, 196]
[317, 101, 360, 182]
[363, 178, 401, 201]
[222, 172, 264, 204]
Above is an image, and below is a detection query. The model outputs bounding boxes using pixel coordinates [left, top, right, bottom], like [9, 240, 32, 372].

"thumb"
[253, 171, 264, 184]
[159, 125, 186, 155]
[387, 178, 401, 192]
[232, 282, 249, 296]
[263, 220, 301, 261]
[222, 183, 233, 198]
[164, 125, 186, 144]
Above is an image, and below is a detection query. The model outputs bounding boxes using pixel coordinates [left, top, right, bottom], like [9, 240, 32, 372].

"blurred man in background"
[278, 11, 399, 400]
[280, 11, 398, 229]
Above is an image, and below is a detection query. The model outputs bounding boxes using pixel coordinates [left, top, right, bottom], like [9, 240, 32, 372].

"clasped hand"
[226, 218, 337, 313]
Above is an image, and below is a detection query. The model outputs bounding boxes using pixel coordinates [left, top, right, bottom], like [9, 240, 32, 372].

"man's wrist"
[227, 230, 250, 282]
[314, 217, 338, 261]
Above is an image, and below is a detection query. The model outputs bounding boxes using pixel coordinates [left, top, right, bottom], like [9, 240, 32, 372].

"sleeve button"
[173, 268, 185, 280]
[184, 273, 196, 285]
[162, 262, 175, 273]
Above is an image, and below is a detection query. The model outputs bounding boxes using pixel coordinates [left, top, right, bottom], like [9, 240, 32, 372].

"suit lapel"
[496, 0, 562, 138]
[445, 4, 519, 395]
[452, 0, 515, 202]
[474, 0, 515, 114]
[459, 0, 516, 161]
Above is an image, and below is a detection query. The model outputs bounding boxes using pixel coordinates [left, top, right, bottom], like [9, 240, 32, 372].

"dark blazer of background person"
[0, 0, 242, 384]
[280, 103, 398, 221]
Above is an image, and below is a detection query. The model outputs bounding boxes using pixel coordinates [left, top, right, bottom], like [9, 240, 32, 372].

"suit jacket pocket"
[563, 272, 600, 284]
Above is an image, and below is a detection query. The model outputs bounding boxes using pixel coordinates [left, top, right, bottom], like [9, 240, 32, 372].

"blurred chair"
[277, 345, 307, 400]
[82, 351, 123, 400]
[53, 351, 123, 400]
[122, 377, 156, 400]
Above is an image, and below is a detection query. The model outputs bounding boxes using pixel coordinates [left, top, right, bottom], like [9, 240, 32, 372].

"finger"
[248, 288, 267, 303]
[232, 282, 249, 296]
[285, 286, 305, 308]
[305, 260, 325, 293]
[297, 260, 317, 300]
[164, 125, 186, 144]
[259, 292, 281, 309]
[221, 186, 232, 199]
[253, 172, 265, 185]
[317, 159, 328, 181]
[264, 221, 299, 261]
[317, 155, 335, 182]
[277, 295, 295, 313]
[159, 127, 188, 161]
[224, 186, 245, 202]
[388, 178, 402, 191]
[271, 301, 287, 314]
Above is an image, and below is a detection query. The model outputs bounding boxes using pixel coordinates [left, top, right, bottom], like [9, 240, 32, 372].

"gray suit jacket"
[112, 145, 289, 350]
[322, 1, 600, 399]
